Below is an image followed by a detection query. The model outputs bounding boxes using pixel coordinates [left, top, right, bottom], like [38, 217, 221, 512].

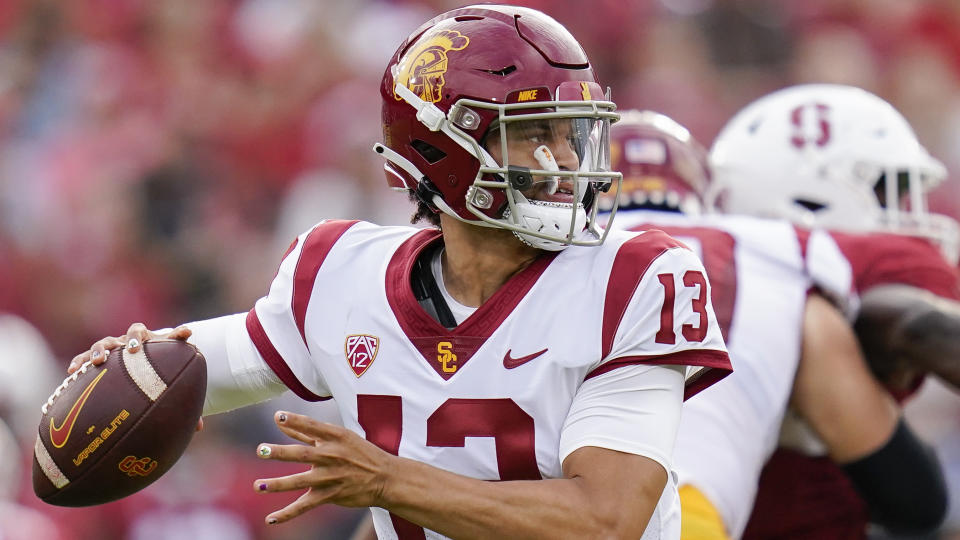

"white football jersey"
[612, 210, 849, 538]
[244, 219, 730, 539]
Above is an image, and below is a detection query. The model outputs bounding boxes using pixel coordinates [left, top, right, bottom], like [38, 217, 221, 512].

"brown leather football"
[33, 339, 206, 506]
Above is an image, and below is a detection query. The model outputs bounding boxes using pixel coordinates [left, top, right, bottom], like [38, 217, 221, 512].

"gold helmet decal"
[395, 29, 469, 103]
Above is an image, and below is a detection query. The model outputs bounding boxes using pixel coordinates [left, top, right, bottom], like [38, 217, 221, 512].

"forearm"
[380, 451, 664, 540]
[856, 285, 960, 386]
[185, 313, 288, 415]
[896, 302, 960, 386]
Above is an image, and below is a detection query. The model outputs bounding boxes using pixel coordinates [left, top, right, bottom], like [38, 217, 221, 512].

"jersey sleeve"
[185, 313, 289, 416]
[245, 219, 359, 401]
[559, 363, 686, 471]
[597, 230, 732, 400]
[833, 231, 960, 301]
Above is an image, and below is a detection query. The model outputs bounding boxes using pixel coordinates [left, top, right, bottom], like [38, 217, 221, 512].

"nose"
[551, 139, 579, 171]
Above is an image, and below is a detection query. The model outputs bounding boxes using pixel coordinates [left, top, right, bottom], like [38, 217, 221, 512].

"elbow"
[877, 500, 947, 536]
[585, 492, 663, 539]
[876, 472, 948, 535]
[589, 521, 650, 540]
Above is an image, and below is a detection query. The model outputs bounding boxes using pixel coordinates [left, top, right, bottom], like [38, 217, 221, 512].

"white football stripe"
[35, 436, 69, 489]
[123, 347, 167, 401]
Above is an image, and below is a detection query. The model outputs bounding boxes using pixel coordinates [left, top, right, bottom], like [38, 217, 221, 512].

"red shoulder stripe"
[584, 349, 732, 400]
[245, 309, 330, 402]
[292, 220, 359, 348]
[602, 230, 688, 359]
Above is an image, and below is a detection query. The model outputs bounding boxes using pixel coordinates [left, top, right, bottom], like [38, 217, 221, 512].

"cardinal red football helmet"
[602, 110, 710, 215]
[374, 4, 621, 250]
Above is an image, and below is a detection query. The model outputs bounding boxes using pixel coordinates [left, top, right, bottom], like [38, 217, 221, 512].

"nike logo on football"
[49, 368, 108, 448]
[503, 349, 548, 369]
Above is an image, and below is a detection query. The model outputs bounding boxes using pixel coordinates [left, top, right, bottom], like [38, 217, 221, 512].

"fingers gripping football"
[65, 324, 201, 432]
[68, 324, 193, 374]
[253, 412, 394, 524]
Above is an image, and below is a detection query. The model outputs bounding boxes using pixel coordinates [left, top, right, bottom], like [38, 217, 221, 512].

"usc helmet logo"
[394, 30, 469, 103]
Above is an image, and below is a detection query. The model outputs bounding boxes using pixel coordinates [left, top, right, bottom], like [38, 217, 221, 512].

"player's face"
[484, 118, 585, 203]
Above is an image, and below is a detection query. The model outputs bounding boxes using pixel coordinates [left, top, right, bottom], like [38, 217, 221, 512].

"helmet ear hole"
[793, 199, 827, 212]
[411, 140, 447, 164]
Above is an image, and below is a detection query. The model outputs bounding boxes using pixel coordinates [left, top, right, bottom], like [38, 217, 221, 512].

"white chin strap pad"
[509, 201, 588, 251]
[533, 145, 560, 195]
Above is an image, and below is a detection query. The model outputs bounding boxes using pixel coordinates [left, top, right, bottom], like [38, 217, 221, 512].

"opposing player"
[65, 6, 731, 539]
[707, 84, 959, 538]
[605, 110, 947, 539]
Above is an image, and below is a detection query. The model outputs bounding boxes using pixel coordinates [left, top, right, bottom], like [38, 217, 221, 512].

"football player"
[604, 110, 948, 539]
[66, 6, 731, 539]
[707, 84, 959, 538]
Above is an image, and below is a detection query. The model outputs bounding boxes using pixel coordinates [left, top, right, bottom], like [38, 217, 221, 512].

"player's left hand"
[253, 411, 394, 525]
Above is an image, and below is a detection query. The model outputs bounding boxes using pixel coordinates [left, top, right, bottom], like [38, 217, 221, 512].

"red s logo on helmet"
[790, 103, 832, 149]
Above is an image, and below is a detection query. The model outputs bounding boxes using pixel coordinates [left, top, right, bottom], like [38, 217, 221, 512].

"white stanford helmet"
[707, 83, 959, 262]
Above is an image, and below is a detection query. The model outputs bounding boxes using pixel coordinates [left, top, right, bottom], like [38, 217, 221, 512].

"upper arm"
[559, 363, 686, 535]
[792, 293, 898, 464]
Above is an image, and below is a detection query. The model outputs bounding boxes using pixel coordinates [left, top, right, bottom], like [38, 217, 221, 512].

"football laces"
[41, 361, 92, 415]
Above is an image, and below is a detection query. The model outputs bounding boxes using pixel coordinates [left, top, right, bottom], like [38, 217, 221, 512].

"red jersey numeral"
[655, 274, 677, 344]
[633, 225, 737, 341]
[656, 271, 709, 344]
[357, 395, 540, 539]
[682, 271, 709, 342]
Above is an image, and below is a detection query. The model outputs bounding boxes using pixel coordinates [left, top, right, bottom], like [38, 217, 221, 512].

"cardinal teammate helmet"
[374, 5, 622, 250]
[601, 110, 709, 215]
[708, 84, 959, 262]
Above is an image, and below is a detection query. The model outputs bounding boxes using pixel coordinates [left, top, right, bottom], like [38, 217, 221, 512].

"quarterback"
[69, 5, 730, 539]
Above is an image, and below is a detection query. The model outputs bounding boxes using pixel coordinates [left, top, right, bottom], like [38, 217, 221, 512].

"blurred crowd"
[1, 0, 959, 538]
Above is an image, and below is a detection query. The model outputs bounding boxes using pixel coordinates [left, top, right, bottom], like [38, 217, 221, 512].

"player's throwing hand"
[254, 411, 394, 525]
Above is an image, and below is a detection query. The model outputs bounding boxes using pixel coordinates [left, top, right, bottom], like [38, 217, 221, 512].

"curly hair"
[409, 190, 441, 227]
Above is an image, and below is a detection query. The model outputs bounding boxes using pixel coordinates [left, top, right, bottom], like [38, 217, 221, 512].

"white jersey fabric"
[612, 210, 850, 539]
[193, 219, 731, 540]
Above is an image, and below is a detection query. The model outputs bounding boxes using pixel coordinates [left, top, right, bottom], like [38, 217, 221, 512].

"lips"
[529, 180, 576, 204]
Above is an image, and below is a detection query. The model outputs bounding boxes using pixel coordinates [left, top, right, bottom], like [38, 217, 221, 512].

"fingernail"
[91, 350, 100, 360]
[258, 482, 267, 491]
[257, 445, 271, 458]
[267, 518, 277, 525]
[278, 413, 287, 423]
[127, 338, 140, 350]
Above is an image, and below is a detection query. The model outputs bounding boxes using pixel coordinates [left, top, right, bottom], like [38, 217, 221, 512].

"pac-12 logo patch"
[345, 335, 380, 377]
[394, 29, 469, 103]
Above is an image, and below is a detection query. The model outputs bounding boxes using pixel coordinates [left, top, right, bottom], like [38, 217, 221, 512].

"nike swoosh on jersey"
[503, 348, 548, 369]
[49, 368, 108, 448]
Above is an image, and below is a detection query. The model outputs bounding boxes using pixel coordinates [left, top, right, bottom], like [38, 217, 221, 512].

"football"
[33, 339, 206, 506]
